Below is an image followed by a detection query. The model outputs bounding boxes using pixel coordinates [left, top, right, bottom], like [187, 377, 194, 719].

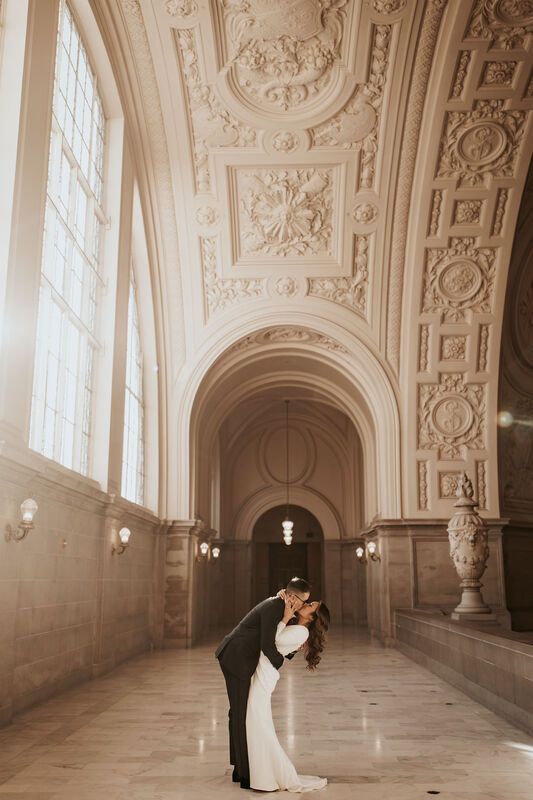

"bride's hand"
[282, 593, 296, 623]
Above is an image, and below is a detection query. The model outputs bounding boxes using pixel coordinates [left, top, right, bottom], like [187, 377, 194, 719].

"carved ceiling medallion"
[418, 373, 486, 459]
[468, 0, 533, 48]
[237, 168, 334, 258]
[423, 238, 496, 322]
[221, 0, 349, 114]
[437, 101, 526, 186]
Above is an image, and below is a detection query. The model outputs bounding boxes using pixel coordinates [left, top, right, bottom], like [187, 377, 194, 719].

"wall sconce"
[367, 540, 381, 562]
[112, 527, 131, 555]
[198, 541, 210, 560]
[355, 545, 366, 563]
[355, 541, 381, 563]
[5, 498, 38, 542]
[212, 546, 221, 559]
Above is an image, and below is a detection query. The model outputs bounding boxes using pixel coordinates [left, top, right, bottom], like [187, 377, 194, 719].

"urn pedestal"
[448, 473, 497, 623]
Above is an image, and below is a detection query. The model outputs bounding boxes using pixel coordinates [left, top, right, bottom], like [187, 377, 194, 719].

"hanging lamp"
[282, 399, 293, 546]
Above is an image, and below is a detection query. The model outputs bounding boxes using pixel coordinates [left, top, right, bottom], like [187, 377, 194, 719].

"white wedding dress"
[246, 621, 327, 793]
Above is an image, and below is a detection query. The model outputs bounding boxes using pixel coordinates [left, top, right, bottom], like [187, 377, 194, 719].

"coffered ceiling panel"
[146, 0, 413, 334]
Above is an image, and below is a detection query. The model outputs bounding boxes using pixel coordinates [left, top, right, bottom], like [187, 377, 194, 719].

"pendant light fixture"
[282, 399, 293, 546]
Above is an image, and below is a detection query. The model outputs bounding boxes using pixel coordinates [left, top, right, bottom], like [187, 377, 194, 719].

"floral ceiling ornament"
[238, 168, 333, 257]
[422, 237, 496, 322]
[222, 0, 348, 111]
[312, 24, 391, 161]
[175, 29, 256, 192]
[275, 277, 299, 297]
[196, 206, 219, 226]
[437, 100, 526, 187]
[352, 202, 378, 224]
[271, 131, 300, 153]
[372, 0, 407, 12]
[467, 0, 533, 49]
[308, 235, 369, 314]
[201, 237, 265, 314]
[165, 0, 198, 17]
[418, 373, 486, 459]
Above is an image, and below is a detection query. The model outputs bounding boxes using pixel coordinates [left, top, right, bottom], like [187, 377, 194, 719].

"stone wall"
[0, 454, 163, 726]
[396, 611, 533, 736]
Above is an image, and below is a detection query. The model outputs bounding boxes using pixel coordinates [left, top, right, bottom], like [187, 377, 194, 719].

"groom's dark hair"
[286, 577, 311, 594]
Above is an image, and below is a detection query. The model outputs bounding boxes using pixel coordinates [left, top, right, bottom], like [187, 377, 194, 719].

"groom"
[215, 577, 311, 789]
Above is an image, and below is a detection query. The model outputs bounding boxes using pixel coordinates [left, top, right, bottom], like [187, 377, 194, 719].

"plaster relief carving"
[492, 187, 509, 235]
[418, 460, 429, 510]
[478, 324, 490, 371]
[221, 0, 348, 112]
[165, 0, 198, 17]
[196, 206, 220, 226]
[422, 238, 496, 322]
[454, 200, 483, 225]
[439, 471, 462, 499]
[238, 168, 333, 257]
[202, 237, 265, 314]
[477, 460, 487, 509]
[450, 51, 472, 99]
[352, 202, 378, 224]
[175, 29, 256, 192]
[419, 325, 430, 372]
[372, 0, 407, 13]
[271, 131, 300, 153]
[481, 60, 517, 85]
[428, 189, 443, 236]
[311, 23, 391, 191]
[441, 335, 467, 361]
[230, 327, 348, 354]
[308, 235, 368, 313]
[437, 101, 526, 187]
[467, 0, 533, 49]
[275, 276, 298, 296]
[418, 373, 486, 459]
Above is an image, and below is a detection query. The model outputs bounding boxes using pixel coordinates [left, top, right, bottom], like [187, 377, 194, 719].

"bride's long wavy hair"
[304, 602, 330, 670]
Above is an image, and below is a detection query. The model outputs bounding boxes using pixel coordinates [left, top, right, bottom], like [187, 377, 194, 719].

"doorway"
[252, 505, 324, 603]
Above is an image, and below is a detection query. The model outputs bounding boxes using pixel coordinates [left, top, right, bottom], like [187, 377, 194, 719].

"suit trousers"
[220, 663, 252, 784]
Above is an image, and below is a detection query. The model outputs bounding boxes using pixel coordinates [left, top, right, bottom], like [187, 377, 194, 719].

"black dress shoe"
[240, 779, 251, 789]
[232, 768, 240, 783]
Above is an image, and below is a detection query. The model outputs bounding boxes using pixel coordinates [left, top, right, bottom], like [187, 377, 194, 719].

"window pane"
[121, 273, 145, 505]
[29, 0, 106, 476]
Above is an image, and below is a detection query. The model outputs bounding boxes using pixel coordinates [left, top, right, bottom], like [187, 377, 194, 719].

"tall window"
[121, 273, 145, 505]
[30, 1, 106, 474]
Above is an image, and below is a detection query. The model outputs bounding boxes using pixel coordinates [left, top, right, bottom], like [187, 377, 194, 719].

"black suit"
[215, 596, 289, 785]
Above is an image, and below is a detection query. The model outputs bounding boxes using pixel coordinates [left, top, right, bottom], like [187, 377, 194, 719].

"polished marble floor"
[1, 628, 533, 800]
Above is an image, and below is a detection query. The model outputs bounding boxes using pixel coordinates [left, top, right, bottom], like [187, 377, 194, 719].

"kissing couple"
[215, 577, 330, 792]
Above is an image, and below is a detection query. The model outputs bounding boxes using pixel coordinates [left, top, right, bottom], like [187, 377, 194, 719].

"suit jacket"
[215, 596, 289, 680]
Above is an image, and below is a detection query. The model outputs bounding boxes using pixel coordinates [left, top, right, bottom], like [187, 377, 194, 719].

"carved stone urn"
[447, 472, 495, 621]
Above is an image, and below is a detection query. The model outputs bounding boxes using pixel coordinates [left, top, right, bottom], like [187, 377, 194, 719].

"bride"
[246, 593, 330, 792]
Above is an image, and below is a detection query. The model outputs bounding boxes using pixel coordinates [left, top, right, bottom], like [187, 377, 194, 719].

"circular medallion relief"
[438, 260, 482, 301]
[457, 122, 507, 166]
[432, 396, 474, 437]
[494, 0, 533, 25]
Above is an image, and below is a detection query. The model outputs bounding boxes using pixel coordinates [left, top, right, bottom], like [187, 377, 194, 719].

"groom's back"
[215, 596, 281, 678]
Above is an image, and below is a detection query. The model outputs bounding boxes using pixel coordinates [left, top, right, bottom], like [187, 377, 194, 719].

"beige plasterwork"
[96, 1, 532, 523]
[401, 0, 533, 521]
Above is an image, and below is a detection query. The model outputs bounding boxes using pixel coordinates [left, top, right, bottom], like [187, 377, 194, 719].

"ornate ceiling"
[109, 0, 533, 521]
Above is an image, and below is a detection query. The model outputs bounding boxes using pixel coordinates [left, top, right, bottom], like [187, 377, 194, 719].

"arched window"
[121, 271, 145, 505]
[29, 0, 106, 474]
